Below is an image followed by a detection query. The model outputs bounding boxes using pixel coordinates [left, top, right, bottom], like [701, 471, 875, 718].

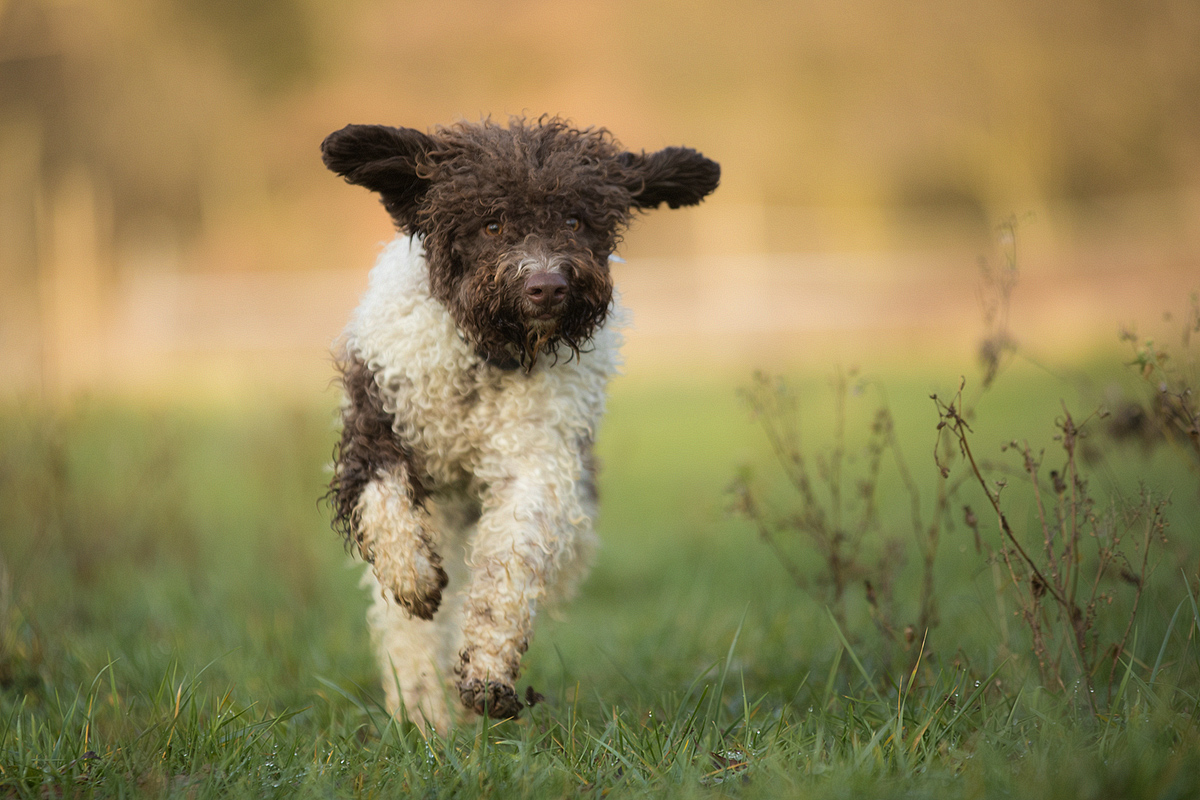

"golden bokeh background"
[2, 0, 1198, 398]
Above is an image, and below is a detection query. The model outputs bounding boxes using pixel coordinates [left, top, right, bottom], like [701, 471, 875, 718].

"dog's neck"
[347, 235, 622, 379]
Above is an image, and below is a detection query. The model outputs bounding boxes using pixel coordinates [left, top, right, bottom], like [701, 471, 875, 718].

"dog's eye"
[564, 217, 581, 232]
[484, 221, 503, 237]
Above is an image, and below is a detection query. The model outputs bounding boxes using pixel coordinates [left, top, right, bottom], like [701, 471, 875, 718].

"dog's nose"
[524, 272, 568, 307]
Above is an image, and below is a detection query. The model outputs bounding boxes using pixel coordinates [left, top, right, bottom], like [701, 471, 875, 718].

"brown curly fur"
[322, 116, 720, 370]
[328, 355, 428, 553]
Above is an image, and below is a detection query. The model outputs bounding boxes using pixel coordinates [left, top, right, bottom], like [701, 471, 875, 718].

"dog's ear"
[321, 124, 437, 227]
[620, 147, 720, 210]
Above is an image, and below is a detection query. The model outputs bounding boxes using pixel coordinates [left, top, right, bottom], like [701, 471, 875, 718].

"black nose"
[524, 272, 568, 307]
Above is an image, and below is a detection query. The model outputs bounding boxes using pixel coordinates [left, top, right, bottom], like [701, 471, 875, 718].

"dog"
[322, 117, 719, 732]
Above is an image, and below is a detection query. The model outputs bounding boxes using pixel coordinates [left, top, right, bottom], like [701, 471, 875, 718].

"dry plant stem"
[746, 374, 857, 619]
[1024, 446, 1060, 589]
[934, 386, 1065, 609]
[1019, 441, 1083, 691]
[735, 486, 808, 593]
[851, 410, 888, 542]
[935, 386, 1093, 704]
[1106, 502, 1162, 702]
[829, 371, 847, 537]
[1062, 406, 1082, 612]
[935, 383, 1166, 713]
[1123, 298, 1200, 478]
[738, 372, 936, 646]
[757, 380, 821, 518]
[885, 406, 947, 633]
[1057, 407, 1115, 702]
[1021, 440, 1082, 684]
[827, 374, 850, 610]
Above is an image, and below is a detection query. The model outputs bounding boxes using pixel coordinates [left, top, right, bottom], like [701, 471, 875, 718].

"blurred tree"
[168, 0, 317, 95]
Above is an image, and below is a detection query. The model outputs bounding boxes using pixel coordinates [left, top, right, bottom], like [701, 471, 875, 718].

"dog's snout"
[524, 272, 568, 308]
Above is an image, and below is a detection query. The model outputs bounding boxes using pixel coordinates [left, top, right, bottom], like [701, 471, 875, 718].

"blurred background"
[3, 0, 1199, 400]
[3, 5, 1200, 780]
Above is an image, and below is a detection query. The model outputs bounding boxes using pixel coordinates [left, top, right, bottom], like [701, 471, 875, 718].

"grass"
[1, 351, 1199, 798]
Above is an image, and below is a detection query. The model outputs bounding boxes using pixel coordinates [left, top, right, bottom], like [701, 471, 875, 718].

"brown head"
[321, 117, 720, 369]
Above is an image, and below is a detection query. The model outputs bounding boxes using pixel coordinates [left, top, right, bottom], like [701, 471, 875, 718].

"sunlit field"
[3, 318, 1199, 797]
[4, 0, 1200, 795]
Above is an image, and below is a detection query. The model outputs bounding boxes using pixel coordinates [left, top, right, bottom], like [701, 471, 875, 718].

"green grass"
[2, 354, 1199, 798]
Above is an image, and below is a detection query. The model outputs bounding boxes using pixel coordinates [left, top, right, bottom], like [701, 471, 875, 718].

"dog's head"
[322, 117, 720, 369]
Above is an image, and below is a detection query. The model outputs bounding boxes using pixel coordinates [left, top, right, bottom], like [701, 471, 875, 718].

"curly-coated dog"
[322, 117, 719, 733]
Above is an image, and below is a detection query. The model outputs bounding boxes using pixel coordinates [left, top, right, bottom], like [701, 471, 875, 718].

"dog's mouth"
[478, 306, 601, 373]
[452, 249, 613, 372]
[529, 309, 562, 324]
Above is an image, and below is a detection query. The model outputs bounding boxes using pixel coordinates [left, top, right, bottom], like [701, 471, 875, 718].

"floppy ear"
[620, 146, 720, 209]
[321, 124, 437, 228]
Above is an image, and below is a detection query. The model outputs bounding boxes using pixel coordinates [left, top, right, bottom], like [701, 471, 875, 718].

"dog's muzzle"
[524, 271, 568, 320]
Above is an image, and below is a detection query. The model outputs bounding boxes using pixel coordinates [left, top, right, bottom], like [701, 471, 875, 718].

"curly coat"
[321, 117, 718, 732]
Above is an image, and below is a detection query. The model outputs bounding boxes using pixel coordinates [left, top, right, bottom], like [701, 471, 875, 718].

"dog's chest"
[387, 347, 609, 487]
[345, 237, 620, 488]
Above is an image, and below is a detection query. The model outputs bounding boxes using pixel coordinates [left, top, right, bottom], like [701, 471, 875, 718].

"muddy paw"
[392, 562, 448, 620]
[457, 679, 524, 720]
[370, 545, 449, 621]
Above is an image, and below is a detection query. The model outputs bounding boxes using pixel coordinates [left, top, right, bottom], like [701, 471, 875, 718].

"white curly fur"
[343, 235, 623, 733]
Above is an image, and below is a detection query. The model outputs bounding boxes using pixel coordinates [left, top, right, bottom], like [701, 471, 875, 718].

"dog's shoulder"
[344, 235, 468, 376]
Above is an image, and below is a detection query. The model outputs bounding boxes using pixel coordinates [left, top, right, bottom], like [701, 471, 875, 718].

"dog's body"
[323, 118, 718, 733]
[337, 234, 621, 731]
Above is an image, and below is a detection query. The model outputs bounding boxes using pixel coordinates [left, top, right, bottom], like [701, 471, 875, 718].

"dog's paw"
[394, 562, 448, 620]
[457, 678, 523, 720]
[373, 547, 449, 621]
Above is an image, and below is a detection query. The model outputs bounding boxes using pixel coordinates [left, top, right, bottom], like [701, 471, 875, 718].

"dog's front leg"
[357, 468, 448, 620]
[455, 459, 586, 719]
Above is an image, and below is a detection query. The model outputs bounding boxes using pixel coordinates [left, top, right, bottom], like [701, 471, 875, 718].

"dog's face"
[322, 118, 719, 369]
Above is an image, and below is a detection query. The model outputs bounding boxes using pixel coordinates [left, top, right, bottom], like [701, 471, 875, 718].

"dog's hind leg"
[365, 576, 464, 735]
[364, 498, 473, 735]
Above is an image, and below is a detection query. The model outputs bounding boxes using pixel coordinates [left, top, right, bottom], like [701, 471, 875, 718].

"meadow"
[3, 0, 1199, 795]
[2, 330, 1199, 798]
